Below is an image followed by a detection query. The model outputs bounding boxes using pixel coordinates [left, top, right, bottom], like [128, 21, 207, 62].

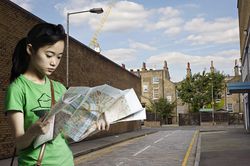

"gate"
[179, 113, 200, 126]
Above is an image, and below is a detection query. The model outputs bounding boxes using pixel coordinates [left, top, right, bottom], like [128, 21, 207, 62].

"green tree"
[207, 72, 225, 105]
[177, 70, 225, 112]
[147, 98, 176, 123]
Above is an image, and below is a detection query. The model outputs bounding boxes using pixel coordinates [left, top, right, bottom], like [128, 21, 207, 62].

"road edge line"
[182, 130, 199, 166]
[194, 130, 201, 166]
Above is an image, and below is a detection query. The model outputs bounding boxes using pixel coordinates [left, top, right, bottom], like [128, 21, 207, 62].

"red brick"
[0, 0, 141, 159]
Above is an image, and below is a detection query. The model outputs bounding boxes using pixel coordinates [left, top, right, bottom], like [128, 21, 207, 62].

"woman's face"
[29, 40, 64, 76]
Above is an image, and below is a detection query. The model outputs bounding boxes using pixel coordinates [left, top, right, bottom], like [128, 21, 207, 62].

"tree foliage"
[177, 70, 225, 112]
[147, 98, 176, 122]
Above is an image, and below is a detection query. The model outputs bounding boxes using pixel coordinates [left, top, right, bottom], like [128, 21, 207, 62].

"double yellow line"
[182, 130, 199, 166]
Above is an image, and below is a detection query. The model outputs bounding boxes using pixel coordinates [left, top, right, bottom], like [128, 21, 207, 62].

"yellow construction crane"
[89, 0, 115, 52]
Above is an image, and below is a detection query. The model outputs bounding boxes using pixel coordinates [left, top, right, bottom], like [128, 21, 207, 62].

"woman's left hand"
[76, 113, 110, 142]
[96, 113, 110, 131]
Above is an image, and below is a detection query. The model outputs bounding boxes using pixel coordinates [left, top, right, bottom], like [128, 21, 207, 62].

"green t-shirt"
[5, 75, 74, 166]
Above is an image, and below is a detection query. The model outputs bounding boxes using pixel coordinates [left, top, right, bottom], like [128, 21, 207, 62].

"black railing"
[179, 113, 200, 126]
[179, 112, 244, 126]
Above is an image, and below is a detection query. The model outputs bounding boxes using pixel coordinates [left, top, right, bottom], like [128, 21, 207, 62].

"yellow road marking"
[182, 130, 199, 166]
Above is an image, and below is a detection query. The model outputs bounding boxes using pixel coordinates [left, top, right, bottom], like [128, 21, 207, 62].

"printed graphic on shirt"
[31, 93, 51, 118]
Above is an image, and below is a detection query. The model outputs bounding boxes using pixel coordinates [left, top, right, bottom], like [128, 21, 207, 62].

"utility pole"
[211, 81, 215, 125]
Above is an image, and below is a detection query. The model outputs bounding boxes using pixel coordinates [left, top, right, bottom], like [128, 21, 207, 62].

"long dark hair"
[10, 23, 66, 83]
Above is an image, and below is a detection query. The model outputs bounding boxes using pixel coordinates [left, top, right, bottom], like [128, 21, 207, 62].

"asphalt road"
[74, 129, 197, 166]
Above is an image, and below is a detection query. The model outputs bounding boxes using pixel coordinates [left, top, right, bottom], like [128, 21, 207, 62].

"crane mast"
[89, 1, 115, 52]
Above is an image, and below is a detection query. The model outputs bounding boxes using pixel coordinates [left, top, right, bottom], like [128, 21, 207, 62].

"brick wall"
[0, 0, 141, 159]
[140, 69, 177, 124]
[238, 0, 250, 56]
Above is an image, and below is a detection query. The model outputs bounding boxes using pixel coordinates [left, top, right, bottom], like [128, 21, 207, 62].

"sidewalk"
[196, 125, 250, 166]
[0, 128, 157, 166]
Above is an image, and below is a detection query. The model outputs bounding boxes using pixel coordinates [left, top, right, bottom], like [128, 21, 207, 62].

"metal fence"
[145, 112, 173, 124]
[179, 113, 200, 126]
[179, 112, 244, 126]
[228, 113, 244, 125]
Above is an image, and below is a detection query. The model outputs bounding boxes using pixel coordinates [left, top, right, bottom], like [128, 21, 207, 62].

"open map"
[34, 84, 146, 148]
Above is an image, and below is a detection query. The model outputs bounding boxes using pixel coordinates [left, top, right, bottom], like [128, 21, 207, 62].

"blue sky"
[11, 0, 240, 82]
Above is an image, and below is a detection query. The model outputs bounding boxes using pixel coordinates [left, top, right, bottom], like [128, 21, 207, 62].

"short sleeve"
[58, 83, 67, 94]
[5, 83, 25, 113]
[51, 80, 67, 101]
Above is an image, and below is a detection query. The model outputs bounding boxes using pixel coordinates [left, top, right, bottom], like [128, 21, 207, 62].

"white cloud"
[145, 49, 240, 81]
[102, 48, 137, 64]
[103, 40, 156, 65]
[184, 17, 239, 44]
[146, 49, 239, 67]
[129, 41, 156, 51]
[146, 7, 183, 36]
[11, 0, 33, 11]
[55, 0, 106, 25]
[181, 3, 200, 9]
[164, 27, 181, 36]
[157, 6, 180, 18]
[185, 17, 236, 32]
[211, 49, 240, 58]
[91, 1, 149, 32]
[55, 1, 184, 35]
[154, 18, 182, 29]
[55, 0, 149, 32]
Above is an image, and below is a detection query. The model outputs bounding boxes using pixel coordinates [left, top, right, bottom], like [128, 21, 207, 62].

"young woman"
[5, 23, 109, 166]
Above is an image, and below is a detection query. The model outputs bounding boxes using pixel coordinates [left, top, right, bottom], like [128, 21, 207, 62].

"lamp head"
[89, 8, 104, 14]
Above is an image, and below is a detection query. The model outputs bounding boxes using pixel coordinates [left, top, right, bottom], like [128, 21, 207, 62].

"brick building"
[223, 60, 243, 113]
[175, 62, 191, 114]
[176, 60, 242, 115]
[133, 61, 178, 124]
[231, 0, 250, 132]
[0, 0, 141, 159]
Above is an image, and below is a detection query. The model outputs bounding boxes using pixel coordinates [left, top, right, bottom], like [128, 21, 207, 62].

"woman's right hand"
[26, 117, 51, 137]
[7, 112, 52, 150]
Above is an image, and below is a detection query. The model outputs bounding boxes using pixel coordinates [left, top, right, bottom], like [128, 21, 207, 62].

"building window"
[143, 85, 148, 92]
[153, 88, 159, 99]
[176, 90, 180, 99]
[166, 95, 172, 102]
[227, 103, 233, 112]
[152, 77, 159, 84]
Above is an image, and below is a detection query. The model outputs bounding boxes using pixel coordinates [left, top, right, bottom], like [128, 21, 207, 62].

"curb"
[194, 130, 201, 166]
[73, 130, 157, 157]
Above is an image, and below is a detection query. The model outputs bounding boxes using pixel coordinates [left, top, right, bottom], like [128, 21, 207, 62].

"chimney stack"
[186, 62, 191, 80]
[142, 62, 147, 71]
[234, 59, 239, 76]
[210, 60, 215, 73]
[164, 60, 168, 70]
[163, 60, 170, 80]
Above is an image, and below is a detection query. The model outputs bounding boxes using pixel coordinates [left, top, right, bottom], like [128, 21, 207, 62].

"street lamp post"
[210, 78, 215, 125]
[66, 8, 103, 88]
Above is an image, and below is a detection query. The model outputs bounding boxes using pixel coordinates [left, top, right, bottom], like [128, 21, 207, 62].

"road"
[74, 129, 198, 166]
